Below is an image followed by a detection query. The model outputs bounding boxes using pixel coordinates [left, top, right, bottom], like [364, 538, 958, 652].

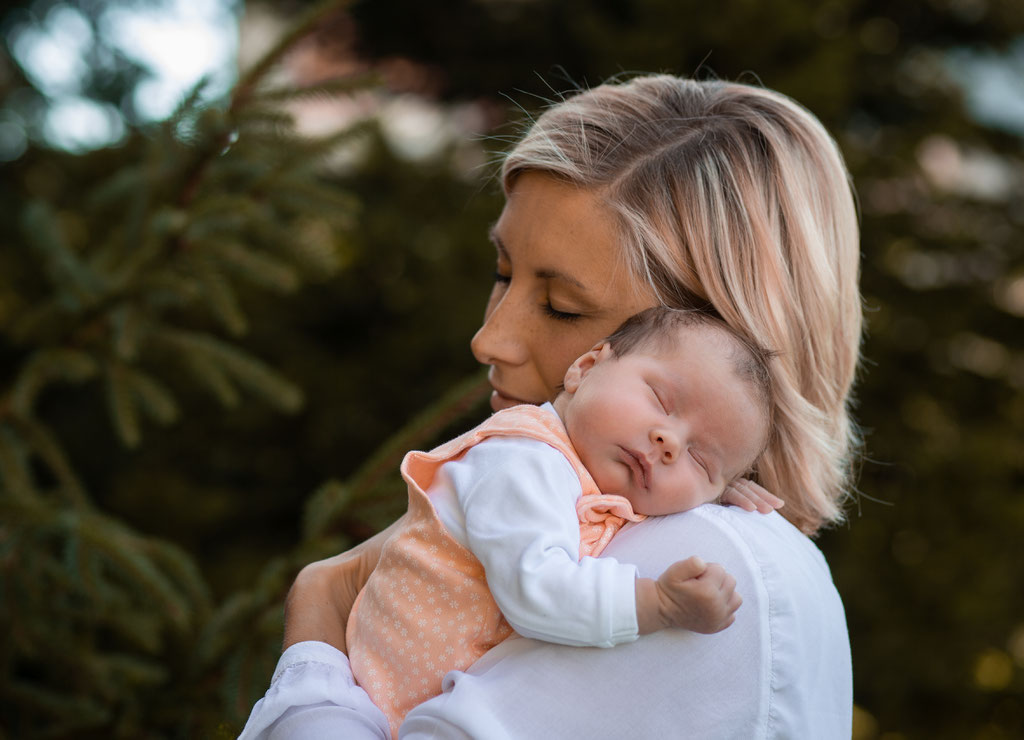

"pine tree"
[0, 2, 490, 736]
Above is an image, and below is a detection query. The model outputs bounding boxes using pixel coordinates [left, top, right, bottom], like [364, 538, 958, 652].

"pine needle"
[344, 371, 491, 503]
[249, 72, 380, 105]
[232, 0, 353, 110]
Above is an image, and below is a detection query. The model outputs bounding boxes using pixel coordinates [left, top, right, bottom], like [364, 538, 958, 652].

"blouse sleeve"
[236, 641, 389, 740]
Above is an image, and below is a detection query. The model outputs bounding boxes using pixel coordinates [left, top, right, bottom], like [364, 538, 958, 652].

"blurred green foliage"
[2, 0, 1023, 737]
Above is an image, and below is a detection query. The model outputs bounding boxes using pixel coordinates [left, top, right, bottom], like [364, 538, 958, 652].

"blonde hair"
[503, 75, 862, 535]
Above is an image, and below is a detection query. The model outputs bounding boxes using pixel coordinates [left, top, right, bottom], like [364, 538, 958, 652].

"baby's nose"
[650, 428, 680, 461]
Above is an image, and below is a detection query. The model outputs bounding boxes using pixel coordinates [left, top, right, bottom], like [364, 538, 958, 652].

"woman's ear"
[563, 342, 613, 392]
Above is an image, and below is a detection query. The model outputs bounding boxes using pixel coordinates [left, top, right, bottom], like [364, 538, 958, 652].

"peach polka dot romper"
[346, 404, 643, 738]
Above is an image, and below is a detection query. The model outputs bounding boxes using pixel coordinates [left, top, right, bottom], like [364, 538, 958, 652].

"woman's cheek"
[481, 283, 504, 321]
[543, 348, 579, 399]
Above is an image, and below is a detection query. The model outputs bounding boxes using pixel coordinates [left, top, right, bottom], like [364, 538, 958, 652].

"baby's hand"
[721, 478, 785, 514]
[654, 556, 740, 634]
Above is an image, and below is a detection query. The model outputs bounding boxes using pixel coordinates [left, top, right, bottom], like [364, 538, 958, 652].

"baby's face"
[555, 325, 768, 516]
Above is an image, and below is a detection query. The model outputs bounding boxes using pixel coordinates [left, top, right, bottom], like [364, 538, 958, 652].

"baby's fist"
[655, 556, 741, 634]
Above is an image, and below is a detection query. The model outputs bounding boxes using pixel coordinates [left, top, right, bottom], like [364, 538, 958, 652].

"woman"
[242, 74, 861, 738]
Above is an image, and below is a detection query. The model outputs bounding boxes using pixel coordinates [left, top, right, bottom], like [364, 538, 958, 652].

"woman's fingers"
[283, 513, 408, 651]
[723, 478, 785, 514]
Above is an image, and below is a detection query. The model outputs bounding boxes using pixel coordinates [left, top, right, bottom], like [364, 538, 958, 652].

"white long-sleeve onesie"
[424, 404, 638, 647]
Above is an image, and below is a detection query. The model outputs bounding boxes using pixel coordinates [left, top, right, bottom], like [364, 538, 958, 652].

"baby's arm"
[443, 437, 640, 648]
[635, 556, 740, 634]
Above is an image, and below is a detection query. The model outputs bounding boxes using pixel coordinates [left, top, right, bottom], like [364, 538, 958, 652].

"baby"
[346, 306, 779, 737]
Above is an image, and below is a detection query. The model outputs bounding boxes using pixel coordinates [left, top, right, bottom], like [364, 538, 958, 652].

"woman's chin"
[489, 389, 536, 412]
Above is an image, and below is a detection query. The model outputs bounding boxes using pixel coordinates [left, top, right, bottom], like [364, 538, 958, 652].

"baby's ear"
[563, 342, 613, 392]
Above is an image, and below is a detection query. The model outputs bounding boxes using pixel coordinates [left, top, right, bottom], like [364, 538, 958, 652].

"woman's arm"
[283, 513, 407, 652]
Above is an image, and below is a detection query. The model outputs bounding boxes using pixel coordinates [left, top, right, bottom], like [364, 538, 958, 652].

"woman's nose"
[650, 427, 681, 462]
[471, 286, 526, 367]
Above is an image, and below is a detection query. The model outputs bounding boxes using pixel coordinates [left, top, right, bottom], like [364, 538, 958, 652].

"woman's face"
[472, 172, 658, 411]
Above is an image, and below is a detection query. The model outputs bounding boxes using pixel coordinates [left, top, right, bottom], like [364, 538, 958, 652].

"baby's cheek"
[586, 456, 618, 494]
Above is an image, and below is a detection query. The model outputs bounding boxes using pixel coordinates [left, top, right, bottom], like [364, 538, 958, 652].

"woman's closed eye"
[541, 302, 582, 322]
[493, 270, 511, 285]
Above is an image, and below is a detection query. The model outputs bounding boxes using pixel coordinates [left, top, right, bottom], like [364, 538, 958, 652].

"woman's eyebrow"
[487, 225, 507, 258]
[488, 227, 587, 290]
[536, 267, 586, 289]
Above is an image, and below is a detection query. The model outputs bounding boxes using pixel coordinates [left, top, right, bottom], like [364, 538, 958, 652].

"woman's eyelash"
[542, 303, 582, 322]
[493, 271, 511, 284]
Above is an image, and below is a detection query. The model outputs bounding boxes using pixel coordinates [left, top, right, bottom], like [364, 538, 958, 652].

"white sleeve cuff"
[607, 561, 641, 645]
[269, 640, 351, 685]
[238, 642, 390, 740]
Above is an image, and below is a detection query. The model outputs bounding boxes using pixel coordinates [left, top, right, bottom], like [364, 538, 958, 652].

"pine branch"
[21, 201, 106, 311]
[154, 328, 304, 412]
[251, 72, 381, 105]
[1, 2, 384, 734]
[6, 416, 89, 506]
[206, 241, 301, 294]
[302, 480, 352, 539]
[343, 370, 491, 503]
[231, 0, 353, 111]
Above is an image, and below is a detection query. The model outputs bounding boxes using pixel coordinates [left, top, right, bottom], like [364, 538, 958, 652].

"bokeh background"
[1, 0, 1022, 737]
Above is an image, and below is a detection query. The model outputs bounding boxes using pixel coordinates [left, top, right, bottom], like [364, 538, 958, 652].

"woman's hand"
[721, 478, 785, 514]
[283, 514, 407, 653]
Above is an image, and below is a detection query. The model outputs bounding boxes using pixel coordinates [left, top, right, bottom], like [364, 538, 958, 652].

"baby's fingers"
[727, 589, 742, 615]
[697, 562, 734, 592]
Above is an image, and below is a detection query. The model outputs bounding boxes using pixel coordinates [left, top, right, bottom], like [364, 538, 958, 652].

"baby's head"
[553, 307, 773, 516]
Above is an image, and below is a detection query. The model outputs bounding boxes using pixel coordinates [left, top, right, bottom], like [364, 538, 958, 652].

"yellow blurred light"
[995, 275, 1024, 317]
[852, 704, 879, 740]
[1008, 626, 1024, 667]
[975, 649, 1015, 691]
[949, 333, 1010, 377]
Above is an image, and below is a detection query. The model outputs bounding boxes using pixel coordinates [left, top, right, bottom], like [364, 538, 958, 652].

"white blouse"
[240, 502, 852, 739]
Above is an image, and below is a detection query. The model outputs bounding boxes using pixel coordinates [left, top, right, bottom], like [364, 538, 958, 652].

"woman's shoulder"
[602, 504, 852, 737]
[605, 505, 845, 643]
[608, 504, 831, 582]
[407, 504, 852, 739]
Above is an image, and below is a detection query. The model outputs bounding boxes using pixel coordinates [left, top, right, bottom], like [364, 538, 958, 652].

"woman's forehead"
[494, 173, 653, 307]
